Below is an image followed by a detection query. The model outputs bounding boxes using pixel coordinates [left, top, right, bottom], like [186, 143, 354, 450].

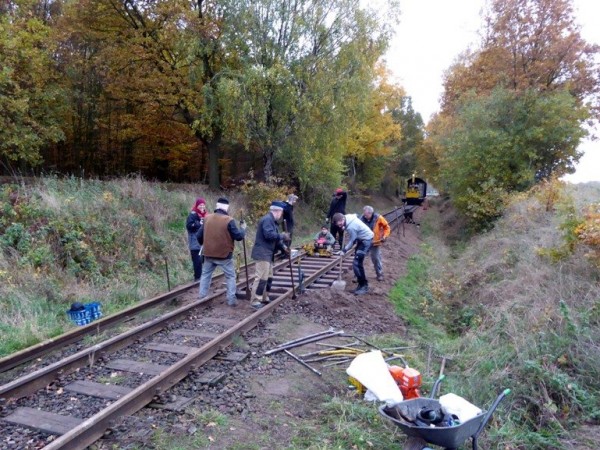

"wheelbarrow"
[379, 377, 510, 450]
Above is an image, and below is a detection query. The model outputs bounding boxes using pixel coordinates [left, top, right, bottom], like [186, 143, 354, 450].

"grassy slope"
[387, 182, 600, 449]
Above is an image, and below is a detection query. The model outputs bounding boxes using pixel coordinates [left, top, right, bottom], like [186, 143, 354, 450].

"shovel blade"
[331, 280, 346, 291]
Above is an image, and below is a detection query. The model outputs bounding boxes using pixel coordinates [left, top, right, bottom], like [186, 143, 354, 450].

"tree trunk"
[207, 132, 221, 189]
[263, 147, 274, 182]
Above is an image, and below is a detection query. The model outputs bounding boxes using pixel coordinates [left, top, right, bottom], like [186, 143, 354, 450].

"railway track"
[0, 206, 413, 449]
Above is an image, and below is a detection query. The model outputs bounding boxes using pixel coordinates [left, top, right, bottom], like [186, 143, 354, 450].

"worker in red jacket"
[360, 205, 391, 281]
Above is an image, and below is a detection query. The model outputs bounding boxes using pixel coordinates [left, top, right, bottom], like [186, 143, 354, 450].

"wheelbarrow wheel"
[403, 437, 430, 450]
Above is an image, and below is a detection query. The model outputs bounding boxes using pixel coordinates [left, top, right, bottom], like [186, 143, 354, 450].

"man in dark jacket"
[198, 197, 246, 306]
[278, 194, 298, 257]
[327, 188, 347, 248]
[250, 202, 290, 309]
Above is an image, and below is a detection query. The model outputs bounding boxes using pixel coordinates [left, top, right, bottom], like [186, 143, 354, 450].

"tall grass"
[388, 182, 600, 449]
[0, 176, 209, 356]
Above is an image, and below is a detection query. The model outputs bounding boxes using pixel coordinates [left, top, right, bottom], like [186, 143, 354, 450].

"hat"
[335, 188, 343, 195]
[192, 198, 207, 215]
[287, 194, 299, 203]
[270, 201, 285, 211]
[216, 197, 230, 212]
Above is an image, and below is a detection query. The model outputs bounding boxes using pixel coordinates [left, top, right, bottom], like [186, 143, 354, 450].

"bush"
[575, 202, 600, 265]
[239, 176, 292, 222]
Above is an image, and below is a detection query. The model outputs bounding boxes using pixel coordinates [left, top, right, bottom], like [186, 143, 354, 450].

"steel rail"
[42, 250, 348, 449]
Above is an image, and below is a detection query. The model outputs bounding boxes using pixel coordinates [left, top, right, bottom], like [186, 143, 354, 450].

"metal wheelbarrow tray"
[379, 388, 510, 450]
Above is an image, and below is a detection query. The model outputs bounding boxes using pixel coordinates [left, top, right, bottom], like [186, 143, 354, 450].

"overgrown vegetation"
[389, 182, 600, 449]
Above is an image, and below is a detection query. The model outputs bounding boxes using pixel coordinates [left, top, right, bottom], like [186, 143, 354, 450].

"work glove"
[240, 220, 247, 231]
[281, 232, 291, 243]
[335, 250, 345, 256]
[282, 245, 291, 255]
[325, 217, 329, 224]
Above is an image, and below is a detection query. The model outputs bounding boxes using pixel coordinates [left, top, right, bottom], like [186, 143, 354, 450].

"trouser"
[199, 257, 237, 305]
[353, 239, 372, 287]
[251, 260, 274, 302]
[190, 249, 203, 281]
[330, 223, 344, 248]
[369, 245, 383, 276]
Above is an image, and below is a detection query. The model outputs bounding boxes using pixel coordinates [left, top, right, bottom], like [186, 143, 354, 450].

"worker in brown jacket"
[198, 197, 246, 306]
[360, 205, 391, 281]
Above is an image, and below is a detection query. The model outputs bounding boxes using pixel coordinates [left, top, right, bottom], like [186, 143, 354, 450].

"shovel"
[331, 253, 346, 291]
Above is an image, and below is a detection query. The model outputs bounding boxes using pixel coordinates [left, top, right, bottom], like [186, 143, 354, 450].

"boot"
[354, 285, 369, 295]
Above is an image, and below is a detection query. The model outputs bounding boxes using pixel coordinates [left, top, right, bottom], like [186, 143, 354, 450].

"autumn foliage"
[0, 0, 405, 198]
[575, 203, 600, 265]
[422, 0, 600, 229]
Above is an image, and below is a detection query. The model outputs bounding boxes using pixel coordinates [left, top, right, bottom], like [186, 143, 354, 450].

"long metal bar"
[264, 331, 345, 356]
[271, 327, 336, 350]
[284, 350, 322, 376]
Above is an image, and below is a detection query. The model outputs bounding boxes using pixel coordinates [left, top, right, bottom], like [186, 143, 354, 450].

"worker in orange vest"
[360, 205, 391, 281]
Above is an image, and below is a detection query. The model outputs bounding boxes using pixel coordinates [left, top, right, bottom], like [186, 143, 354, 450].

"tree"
[215, 0, 399, 186]
[440, 87, 588, 228]
[442, 0, 600, 117]
[0, 2, 65, 168]
[391, 96, 424, 178]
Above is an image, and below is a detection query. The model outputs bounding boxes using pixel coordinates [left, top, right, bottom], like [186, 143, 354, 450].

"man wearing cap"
[197, 197, 247, 306]
[332, 211, 374, 295]
[250, 201, 290, 308]
[360, 205, 391, 281]
[326, 188, 347, 248]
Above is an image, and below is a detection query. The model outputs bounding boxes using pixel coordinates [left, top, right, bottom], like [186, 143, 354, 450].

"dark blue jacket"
[282, 202, 294, 233]
[186, 212, 203, 251]
[251, 212, 284, 261]
[327, 191, 347, 220]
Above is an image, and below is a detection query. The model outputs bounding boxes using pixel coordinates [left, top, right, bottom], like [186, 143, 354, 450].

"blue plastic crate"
[67, 302, 102, 326]
[86, 302, 103, 321]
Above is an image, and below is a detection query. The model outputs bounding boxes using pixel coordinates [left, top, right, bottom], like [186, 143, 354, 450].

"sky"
[385, 0, 600, 183]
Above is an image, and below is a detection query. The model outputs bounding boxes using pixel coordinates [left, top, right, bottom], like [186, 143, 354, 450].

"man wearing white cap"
[250, 201, 290, 308]
[198, 197, 247, 306]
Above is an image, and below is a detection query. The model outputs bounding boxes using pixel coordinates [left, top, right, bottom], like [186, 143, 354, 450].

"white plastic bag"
[439, 393, 482, 422]
[346, 350, 403, 405]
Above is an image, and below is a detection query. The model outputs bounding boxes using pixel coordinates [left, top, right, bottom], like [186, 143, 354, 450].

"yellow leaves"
[575, 203, 600, 265]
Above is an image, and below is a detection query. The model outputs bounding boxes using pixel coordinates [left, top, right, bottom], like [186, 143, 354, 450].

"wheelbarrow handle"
[430, 375, 445, 399]
[472, 389, 511, 449]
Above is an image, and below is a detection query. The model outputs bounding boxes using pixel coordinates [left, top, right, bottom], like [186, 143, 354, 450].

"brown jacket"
[202, 213, 235, 258]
